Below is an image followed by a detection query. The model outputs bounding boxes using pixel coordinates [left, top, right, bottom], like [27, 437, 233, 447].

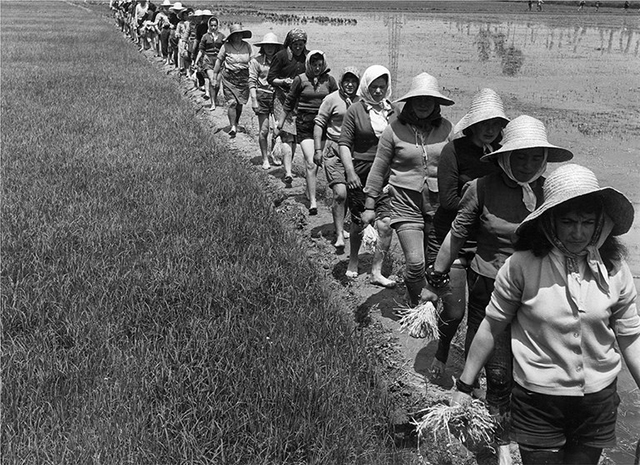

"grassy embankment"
[1, 3, 406, 463]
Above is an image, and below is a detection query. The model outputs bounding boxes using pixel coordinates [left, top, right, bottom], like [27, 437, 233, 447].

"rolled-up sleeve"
[612, 262, 640, 336]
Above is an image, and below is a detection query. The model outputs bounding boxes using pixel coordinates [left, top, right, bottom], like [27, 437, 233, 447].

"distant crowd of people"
[110, 2, 639, 465]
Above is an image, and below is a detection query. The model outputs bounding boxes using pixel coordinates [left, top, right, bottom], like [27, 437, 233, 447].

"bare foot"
[345, 270, 358, 279]
[371, 275, 396, 289]
[429, 359, 446, 380]
[342, 230, 350, 239]
[262, 161, 270, 170]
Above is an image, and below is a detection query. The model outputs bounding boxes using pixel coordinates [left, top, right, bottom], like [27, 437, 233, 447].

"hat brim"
[395, 90, 454, 106]
[517, 188, 634, 236]
[227, 30, 252, 40]
[454, 113, 510, 135]
[481, 143, 573, 163]
[254, 40, 282, 46]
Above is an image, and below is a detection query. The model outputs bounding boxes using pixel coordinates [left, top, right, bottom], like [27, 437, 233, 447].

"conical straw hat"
[516, 164, 634, 236]
[395, 72, 454, 106]
[481, 115, 573, 162]
[454, 88, 509, 135]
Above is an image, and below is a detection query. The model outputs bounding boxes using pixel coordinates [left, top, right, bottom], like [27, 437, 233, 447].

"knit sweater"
[314, 90, 358, 142]
[364, 117, 453, 198]
[283, 72, 338, 116]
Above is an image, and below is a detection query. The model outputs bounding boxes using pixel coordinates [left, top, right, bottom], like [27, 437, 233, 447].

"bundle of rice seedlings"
[412, 399, 496, 449]
[396, 299, 442, 340]
[361, 224, 378, 253]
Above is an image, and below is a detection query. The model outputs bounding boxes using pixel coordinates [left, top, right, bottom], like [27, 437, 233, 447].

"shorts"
[348, 159, 391, 225]
[254, 90, 274, 115]
[388, 183, 438, 231]
[202, 54, 217, 72]
[295, 112, 316, 141]
[323, 140, 345, 187]
[511, 381, 619, 449]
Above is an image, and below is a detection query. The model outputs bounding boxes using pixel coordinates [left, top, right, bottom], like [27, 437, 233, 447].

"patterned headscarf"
[305, 50, 328, 87]
[284, 28, 307, 48]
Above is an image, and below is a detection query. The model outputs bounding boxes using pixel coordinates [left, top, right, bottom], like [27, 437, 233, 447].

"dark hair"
[462, 122, 504, 146]
[515, 194, 627, 272]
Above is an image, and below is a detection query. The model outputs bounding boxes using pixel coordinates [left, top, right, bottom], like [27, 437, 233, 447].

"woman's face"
[309, 56, 324, 76]
[263, 44, 277, 57]
[509, 148, 545, 182]
[229, 32, 242, 45]
[368, 76, 388, 103]
[209, 20, 218, 32]
[409, 96, 436, 119]
[470, 118, 506, 146]
[290, 40, 306, 56]
[554, 210, 597, 254]
[342, 75, 359, 97]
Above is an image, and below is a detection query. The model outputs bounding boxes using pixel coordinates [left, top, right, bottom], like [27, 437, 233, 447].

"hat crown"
[501, 115, 549, 147]
[454, 88, 508, 134]
[408, 72, 440, 95]
[542, 164, 600, 203]
[257, 32, 281, 44]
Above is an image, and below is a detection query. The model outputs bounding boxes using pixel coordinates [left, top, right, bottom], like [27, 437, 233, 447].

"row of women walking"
[113, 7, 640, 465]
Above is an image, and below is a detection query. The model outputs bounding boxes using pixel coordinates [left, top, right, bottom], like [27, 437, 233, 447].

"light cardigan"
[364, 117, 453, 199]
[487, 248, 640, 396]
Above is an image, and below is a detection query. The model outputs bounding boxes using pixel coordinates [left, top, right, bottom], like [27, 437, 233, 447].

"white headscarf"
[357, 65, 393, 137]
[497, 150, 548, 212]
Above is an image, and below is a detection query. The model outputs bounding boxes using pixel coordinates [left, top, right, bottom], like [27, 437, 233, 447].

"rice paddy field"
[2, 0, 639, 463]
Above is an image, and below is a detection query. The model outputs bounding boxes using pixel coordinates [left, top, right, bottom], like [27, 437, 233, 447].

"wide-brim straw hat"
[395, 72, 454, 106]
[168, 1, 185, 12]
[454, 88, 510, 134]
[516, 164, 634, 236]
[226, 23, 252, 40]
[254, 32, 282, 46]
[481, 115, 573, 162]
[193, 9, 213, 17]
[160, 0, 173, 7]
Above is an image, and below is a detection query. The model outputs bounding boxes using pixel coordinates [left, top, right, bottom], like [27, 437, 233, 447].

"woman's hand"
[313, 149, 323, 167]
[361, 209, 375, 226]
[345, 169, 362, 190]
[451, 390, 473, 407]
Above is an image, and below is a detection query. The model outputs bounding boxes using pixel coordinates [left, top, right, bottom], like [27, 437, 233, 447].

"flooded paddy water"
[204, 2, 640, 461]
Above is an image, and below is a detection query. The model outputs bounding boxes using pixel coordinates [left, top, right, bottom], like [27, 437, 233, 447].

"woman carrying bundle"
[428, 88, 509, 379]
[194, 16, 226, 110]
[313, 66, 360, 249]
[338, 65, 396, 288]
[362, 72, 455, 304]
[453, 164, 639, 465]
[276, 50, 337, 214]
[267, 28, 309, 186]
[212, 24, 253, 138]
[426, 115, 573, 465]
[249, 32, 283, 169]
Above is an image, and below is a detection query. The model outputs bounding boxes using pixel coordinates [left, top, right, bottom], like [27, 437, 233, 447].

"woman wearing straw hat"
[313, 66, 361, 250]
[267, 28, 309, 186]
[174, 5, 193, 75]
[338, 65, 396, 288]
[249, 32, 283, 169]
[156, 0, 174, 64]
[428, 88, 509, 380]
[453, 164, 639, 465]
[194, 16, 226, 108]
[277, 50, 337, 214]
[212, 24, 253, 138]
[426, 115, 573, 465]
[362, 72, 455, 301]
